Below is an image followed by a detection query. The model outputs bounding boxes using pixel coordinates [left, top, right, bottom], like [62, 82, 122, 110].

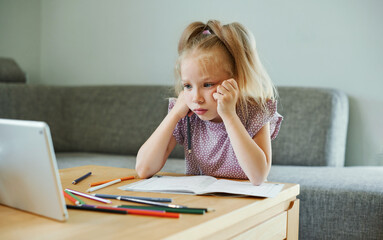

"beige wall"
[1, 0, 382, 166]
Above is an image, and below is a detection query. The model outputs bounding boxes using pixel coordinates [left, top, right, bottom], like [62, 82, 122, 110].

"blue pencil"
[72, 172, 92, 184]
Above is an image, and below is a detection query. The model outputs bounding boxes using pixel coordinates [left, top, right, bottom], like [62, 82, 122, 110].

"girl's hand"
[213, 79, 239, 120]
[172, 91, 191, 119]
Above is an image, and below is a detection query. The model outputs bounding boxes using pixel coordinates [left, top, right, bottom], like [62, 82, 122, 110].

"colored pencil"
[82, 204, 179, 218]
[65, 188, 111, 204]
[93, 193, 172, 202]
[66, 204, 127, 214]
[72, 172, 92, 184]
[86, 179, 121, 192]
[118, 205, 205, 214]
[121, 197, 188, 208]
[63, 191, 80, 206]
[64, 189, 85, 205]
[89, 176, 135, 187]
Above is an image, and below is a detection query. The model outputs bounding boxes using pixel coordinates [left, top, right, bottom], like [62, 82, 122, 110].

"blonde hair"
[175, 20, 277, 113]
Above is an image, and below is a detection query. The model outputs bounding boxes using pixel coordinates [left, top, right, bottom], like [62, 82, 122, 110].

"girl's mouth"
[194, 108, 208, 115]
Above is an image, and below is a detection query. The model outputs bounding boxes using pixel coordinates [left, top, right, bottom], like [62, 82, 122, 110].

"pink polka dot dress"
[168, 99, 283, 180]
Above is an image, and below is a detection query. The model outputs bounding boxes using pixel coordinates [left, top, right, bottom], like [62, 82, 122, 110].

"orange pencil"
[63, 190, 80, 206]
[89, 176, 135, 187]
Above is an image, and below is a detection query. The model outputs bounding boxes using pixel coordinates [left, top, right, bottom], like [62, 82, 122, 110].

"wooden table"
[0, 165, 300, 240]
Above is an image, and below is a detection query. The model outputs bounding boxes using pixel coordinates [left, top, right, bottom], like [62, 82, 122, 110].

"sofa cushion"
[268, 166, 383, 240]
[272, 87, 349, 166]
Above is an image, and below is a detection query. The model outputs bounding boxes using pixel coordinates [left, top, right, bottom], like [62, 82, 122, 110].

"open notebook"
[119, 175, 284, 198]
[0, 118, 68, 221]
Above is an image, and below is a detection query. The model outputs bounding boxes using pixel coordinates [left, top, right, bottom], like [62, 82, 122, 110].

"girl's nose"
[192, 89, 204, 104]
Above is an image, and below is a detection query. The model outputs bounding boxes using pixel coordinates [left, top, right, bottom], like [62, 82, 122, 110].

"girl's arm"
[213, 79, 272, 185]
[135, 92, 189, 178]
[224, 116, 272, 185]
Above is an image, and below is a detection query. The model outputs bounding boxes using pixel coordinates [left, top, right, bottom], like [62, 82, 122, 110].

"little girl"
[136, 20, 282, 185]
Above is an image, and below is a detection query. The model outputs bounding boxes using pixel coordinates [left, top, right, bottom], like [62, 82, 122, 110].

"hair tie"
[202, 30, 211, 35]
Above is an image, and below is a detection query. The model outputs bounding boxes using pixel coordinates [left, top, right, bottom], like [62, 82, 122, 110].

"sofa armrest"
[0, 57, 27, 83]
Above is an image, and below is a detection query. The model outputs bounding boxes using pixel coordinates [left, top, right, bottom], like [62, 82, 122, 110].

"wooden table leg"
[286, 199, 300, 240]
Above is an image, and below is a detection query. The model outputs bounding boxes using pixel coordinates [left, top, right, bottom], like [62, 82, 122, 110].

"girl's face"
[180, 49, 232, 122]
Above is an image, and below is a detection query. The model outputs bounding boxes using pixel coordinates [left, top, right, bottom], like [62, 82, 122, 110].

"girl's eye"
[183, 84, 192, 89]
[204, 83, 214, 87]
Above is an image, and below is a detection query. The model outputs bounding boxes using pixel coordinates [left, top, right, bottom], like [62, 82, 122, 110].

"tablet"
[0, 118, 68, 221]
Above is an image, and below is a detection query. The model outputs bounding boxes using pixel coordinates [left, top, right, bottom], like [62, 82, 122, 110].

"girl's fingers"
[213, 92, 221, 101]
[221, 79, 237, 93]
[228, 79, 238, 89]
[174, 91, 192, 118]
[216, 85, 229, 95]
[217, 80, 238, 99]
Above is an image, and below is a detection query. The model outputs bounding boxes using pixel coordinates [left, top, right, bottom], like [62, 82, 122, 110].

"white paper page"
[119, 175, 217, 194]
[198, 180, 284, 198]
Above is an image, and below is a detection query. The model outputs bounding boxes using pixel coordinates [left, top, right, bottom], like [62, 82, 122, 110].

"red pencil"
[63, 190, 80, 206]
[84, 205, 179, 218]
[125, 208, 179, 218]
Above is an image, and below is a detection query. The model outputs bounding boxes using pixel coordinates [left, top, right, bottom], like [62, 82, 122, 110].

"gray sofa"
[1, 59, 382, 239]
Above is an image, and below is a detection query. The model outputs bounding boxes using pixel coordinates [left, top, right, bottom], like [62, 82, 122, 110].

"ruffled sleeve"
[245, 100, 283, 140]
[168, 98, 185, 144]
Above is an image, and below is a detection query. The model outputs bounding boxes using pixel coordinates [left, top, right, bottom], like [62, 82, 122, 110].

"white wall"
[0, 0, 41, 82]
[1, 0, 382, 166]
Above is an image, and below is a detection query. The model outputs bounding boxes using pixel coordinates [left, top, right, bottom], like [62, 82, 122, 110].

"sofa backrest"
[273, 87, 348, 166]
[0, 84, 348, 166]
[59, 85, 184, 158]
[0, 84, 184, 158]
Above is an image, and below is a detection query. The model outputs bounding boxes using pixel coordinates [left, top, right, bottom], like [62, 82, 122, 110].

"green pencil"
[65, 189, 85, 205]
[118, 205, 207, 214]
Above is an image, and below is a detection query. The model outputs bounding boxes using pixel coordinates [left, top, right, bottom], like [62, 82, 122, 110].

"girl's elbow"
[249, 159, 271, 185]
[249, 177, 265, 186]
[248, 172, 269, 186]
[136, 151, 151, 178]
[135, 162, 153, 179]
